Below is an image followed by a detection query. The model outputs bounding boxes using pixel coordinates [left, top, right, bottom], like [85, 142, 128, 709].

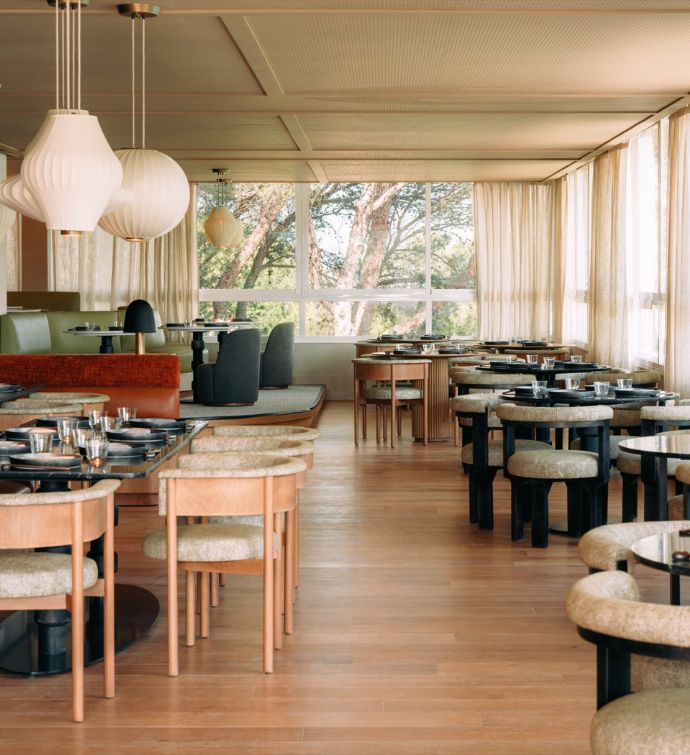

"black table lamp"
[123, 299, 156, 354]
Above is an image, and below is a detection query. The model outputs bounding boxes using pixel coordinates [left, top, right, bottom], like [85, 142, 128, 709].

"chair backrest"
[214, 424, 320, 441]
[117, 306, 166, 351]
[0, 479, 118, 550]
[585, 369, 661, 388]
[159, 453, 305, 517]
[260, 322, 295, 388]
[451, 369, 534, 393]
[566, 570, 690, 707]
[640, 405, 690, 434]
[213, 328, 261, 403]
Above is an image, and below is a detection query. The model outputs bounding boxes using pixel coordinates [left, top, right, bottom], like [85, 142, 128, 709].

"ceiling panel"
[248, 12, 690, 95]
[181, 159, 317, 183]
[320, 159, 572, 183]
[299, 113, 650, 152]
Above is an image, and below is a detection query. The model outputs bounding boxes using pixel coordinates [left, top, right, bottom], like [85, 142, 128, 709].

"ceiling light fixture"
[99, 3, 189, 243]
[203, 169, 244, 249]
[0, 0, 125, 236]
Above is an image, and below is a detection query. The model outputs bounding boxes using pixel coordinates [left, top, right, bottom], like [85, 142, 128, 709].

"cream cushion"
[617, 451, 683, 476]
[191, 436, 313, 457]
[214, 425, 320, 441]
[461, 438, 549, 467]
[497, 403, 613, 423]
[0, 402, 83, 415]
[591, 688, 690, 755]
[0, 552, 98, 598]
[507, 449, 599, 479]
[143, 523, 279, 562]
[450, 393, 502, 414]
[676, 462, 690, 485]
[571, 434, 628, 460]
[364, 386, 422, 401]
[578, 520, 690, 572]
[452, 371, 533, 387]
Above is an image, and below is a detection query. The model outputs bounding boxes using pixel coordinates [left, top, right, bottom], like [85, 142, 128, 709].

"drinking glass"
[117, 406, 136, 423]
[531, 380, 548, 397]
[421, 343, 434, 354]
[564, 377, 579, 390]
[28, 430, 54, 453]
[100, 415, 122, 432]
[570, 354, 583, 363]
[88, 409, 105, 430]
[526, 354, 539, 364]
[84, 437, 109, 466]
[543, 357, 556, 368]
[617, 379, 633, 389]
[594, 381, 611, 397]
[504, 353, 516, 363]
[56, 417, 78, 446]
[75, 427, 94, 448]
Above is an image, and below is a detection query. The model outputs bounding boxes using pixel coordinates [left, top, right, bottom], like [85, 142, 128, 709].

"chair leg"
[274, 513, 284, 650]
[185, 571, 196, 647]
[103, 495, 115, 700]
[219, 573, 226, 587]
[200, 572, 210, 639]
[477, 467, 498, 531]
[285, 509, 296, 634]
[566, 483, 584, 537]
[263, 529, 274, 674]
[293, 503, 300, 591]
[530, 481, 551, 548]
[210, 571, 219, 608]
[621, 473, 639, 522]
[466, 465, 478, 524]
[510, 479, 525, 541]
[361, 402, 367, 440]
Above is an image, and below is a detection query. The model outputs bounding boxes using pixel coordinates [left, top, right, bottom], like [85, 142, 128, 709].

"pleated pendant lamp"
[0, 0, 125, 235]
[98, 4, 189, 242]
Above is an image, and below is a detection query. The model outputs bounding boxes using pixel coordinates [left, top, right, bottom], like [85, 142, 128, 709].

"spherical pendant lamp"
[204, 206, 244, 249]
[21, 109, 124, 233]
[98, 148, 190, 241]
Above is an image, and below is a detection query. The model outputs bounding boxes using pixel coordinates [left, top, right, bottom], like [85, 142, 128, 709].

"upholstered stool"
[497, 403, 613, 547]
[143, 453, 305, 674]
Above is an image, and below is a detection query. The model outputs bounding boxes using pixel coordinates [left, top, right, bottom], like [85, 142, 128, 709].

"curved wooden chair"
[0, 479, 118, 721]
[0, 402, 83, 432]
[143, 454, 306, 675]
[213, 424, 320, 442]
[27, 391, 110, 414]
[352, 357, 429, 448]
[566, 570, 690, 754]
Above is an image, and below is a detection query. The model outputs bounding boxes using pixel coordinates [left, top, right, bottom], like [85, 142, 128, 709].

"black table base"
[0, 584, 159, 676]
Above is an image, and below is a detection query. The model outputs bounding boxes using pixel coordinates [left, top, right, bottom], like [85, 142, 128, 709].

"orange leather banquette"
[0, 354, 180, 418]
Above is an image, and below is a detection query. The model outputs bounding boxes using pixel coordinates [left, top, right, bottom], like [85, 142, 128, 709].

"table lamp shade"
[123, 299, 156, 333]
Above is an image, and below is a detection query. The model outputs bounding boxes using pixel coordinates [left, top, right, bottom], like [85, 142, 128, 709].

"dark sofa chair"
[195, 328, 261, 405]
[260, 322, 294, 389]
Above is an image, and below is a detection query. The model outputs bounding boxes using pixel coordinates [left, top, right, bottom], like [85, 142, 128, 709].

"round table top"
[65, 329, 124, 336]
[364, 349, 478, 359]
[477, 362, 608, 377]
[162, 324, 239, 333]
[619, 430, 690, 459]
[632, 531, 690, 576]
[359, 337, 458, 345]
[470, 341, 568, 350]
[502, 388, 677, 407]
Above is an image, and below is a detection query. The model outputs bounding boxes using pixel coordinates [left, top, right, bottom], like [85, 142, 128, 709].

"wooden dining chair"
[143, 454, 305, 675]
[0, 479, 118, 721]
[352, 357, 430, 448]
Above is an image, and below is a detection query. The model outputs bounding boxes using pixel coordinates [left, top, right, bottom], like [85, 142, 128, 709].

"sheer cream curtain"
[52, 185, 199, 323]
[588, 145, 631, 369]
[665, 107, 690, 396]
[474, 182, 554, 339]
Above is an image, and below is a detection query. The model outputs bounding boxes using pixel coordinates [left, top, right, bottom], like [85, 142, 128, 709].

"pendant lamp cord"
[55, 0, 59, 109]
[77, 0, 81, 110]
[131, 16, 136, 147]
[141, 17, 146, 150]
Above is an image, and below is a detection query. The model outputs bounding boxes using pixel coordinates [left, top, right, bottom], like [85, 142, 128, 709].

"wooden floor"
[0, 401, 672, 754]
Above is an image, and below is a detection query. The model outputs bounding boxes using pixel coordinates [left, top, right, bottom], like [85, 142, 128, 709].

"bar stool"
[352, 357, 430, 448]
[497, 403, 613, 547]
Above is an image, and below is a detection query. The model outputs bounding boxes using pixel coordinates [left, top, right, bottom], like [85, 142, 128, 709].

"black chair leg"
[477, 468, 498, 531]
[566, 482, 584, 537]
[510, 479, 525, 541]
[621, 473, 639, 522]
[531, 481, 551, 548]
[466, 466, 478, 524]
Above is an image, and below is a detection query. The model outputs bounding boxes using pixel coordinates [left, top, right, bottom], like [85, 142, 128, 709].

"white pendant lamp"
[98, 4, 189, 242]
[0, 0, 124, 235]
[203, 169, 244, 249]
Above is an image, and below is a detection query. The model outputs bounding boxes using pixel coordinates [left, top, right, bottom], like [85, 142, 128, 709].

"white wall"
[293, 342, 356, 399]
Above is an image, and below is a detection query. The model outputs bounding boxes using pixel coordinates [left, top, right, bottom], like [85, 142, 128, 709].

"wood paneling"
[0, 400, 673, 752]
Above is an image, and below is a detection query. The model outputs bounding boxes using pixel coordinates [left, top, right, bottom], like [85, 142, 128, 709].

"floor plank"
[0, 401, 672, 754]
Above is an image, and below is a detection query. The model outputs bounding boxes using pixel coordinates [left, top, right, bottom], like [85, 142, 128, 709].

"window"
[199, 182, 477, 338]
